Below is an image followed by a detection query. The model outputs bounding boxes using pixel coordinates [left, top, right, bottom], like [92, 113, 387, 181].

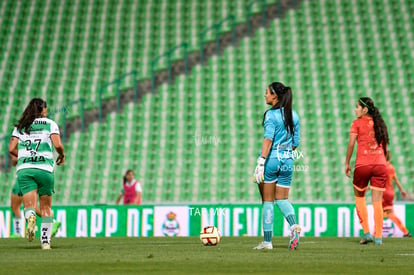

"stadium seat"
[1, 0, 414, 205]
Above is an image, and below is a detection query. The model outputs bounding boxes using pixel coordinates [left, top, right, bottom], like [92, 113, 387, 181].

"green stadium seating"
[1, 0, 413, 205]
[1, 0, 271, 134]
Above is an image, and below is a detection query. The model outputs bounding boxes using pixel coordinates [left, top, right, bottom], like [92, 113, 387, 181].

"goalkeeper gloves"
[254, 157, 265, 184]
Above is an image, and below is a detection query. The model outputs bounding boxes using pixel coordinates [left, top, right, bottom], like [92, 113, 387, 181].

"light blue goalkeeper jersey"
[263, 107, 300, 159]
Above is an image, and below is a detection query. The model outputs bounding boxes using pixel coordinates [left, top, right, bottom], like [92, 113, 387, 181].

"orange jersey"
[350, 116, 386, 168]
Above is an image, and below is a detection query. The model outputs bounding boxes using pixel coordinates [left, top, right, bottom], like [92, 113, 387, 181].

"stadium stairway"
[0, 0, 304, 173]
[56, 0, 413, 204]
[1, 0, 413, 205]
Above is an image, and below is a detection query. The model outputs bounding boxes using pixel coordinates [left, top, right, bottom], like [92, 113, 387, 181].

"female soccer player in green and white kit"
[253, 82, 301, 250]
[8, 98, 65, 249]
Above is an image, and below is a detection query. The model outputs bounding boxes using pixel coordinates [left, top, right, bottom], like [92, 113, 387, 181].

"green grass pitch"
[0, 237, 412, 274]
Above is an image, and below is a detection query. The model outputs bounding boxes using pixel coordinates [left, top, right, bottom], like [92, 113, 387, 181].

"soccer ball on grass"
[200, 226, 221, 246]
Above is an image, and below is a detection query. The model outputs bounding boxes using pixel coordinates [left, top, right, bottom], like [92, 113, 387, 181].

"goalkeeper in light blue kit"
[253, 82, 301, 250]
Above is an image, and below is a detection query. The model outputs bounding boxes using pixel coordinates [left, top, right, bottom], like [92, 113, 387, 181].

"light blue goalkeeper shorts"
[264, 157, 294, 188]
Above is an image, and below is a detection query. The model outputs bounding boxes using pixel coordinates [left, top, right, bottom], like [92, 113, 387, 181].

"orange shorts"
[353, 165, 387, 192]
[382, 190, 394, 211]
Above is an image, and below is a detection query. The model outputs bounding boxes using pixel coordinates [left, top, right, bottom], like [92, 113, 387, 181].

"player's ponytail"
[262, 82, 294, 135]
[359, 97, 389, 153]
[15, 98, 47, 135]
[386, 150, 391, 162]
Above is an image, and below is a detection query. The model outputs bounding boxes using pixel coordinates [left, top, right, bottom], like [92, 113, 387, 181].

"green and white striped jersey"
[12, 118, 60, 173]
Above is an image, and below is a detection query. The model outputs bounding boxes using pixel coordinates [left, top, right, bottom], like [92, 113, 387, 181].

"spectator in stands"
[8, 98, 65, 249]
[253, 82, 301, 251]
[116, 169, 142, 205]
[345, 97, 389, 245]
[383, 151, 411, 237]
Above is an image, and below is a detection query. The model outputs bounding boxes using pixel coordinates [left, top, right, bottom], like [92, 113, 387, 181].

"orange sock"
[387, 212, 409, 235]
[373, 201, 383, 239]
[355, 196, 369, 234]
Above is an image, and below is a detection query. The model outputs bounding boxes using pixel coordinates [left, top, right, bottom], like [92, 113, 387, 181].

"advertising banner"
[0, 203, 412, 238]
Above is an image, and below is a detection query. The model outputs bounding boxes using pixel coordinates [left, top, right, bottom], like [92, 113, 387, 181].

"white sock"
[13, 217, 21, 235]
[24, 208, 36, 220]
[41, 217, 53, 245]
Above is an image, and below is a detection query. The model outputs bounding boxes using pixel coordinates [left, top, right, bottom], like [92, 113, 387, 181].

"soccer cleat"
[253, 241, 273, 250]
[51, 221, 61, 237]
[42, 243, 51, 250]
[288, 225, 301, 251]
[375, 238, 383, 246]
[360, 233, 373, 245]
[10, 233, 22, 238]
[26, 215, 36, 242]
[403, 232, 412, 238]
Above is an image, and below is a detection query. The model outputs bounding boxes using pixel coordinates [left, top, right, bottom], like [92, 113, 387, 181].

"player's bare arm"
[260, 138, 273, 159]
[393, 174, 407, 198]
[345, 134, 357, 177]
[51, 133, 65, 165]
[8, 136, 19, 159]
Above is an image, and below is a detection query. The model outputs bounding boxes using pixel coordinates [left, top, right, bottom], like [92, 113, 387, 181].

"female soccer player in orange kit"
[345, 97, 389, 245]
[383, 151, 411, 237]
